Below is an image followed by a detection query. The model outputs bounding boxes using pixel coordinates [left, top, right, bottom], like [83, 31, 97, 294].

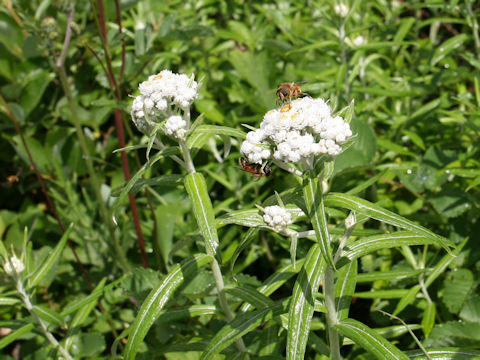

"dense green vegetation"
[1, 0, 479, 359]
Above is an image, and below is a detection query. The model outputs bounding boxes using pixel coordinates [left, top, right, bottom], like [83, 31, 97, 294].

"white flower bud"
[4, 255, 25, 274]
[263, 206, 293, 233]
[164, 115, 187, 140]
[334, 3, 349, 17]
[353, 35, 366, 47]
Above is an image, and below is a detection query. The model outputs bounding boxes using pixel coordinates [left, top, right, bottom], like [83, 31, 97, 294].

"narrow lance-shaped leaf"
[336, 318, 409, 360]
[338, 232, 435, 265]
[0, 323, 35, 350]
[405, 347, 480, 359]
[324, 193, 454, 252]
[124, 254, 212, 360]
[201, 302, 286, 360]
[335, 259, 357, 321]
[184, 173, 220, 260]
[303, 175, 335, 268]
[27, 223, 73, 289]
[287, 244, 325, 360]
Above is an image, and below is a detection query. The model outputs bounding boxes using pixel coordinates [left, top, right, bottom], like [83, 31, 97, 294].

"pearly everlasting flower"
[263, 206, 293, 233]
[353, 35, 366, 47]
[240, 97, 352, 167]
[164, 115, 187, 140]
[334, 3, 349, 17]
[4, 255, 25, 275]
[138, 70, 198, 110]
[130, 70, 198, 136]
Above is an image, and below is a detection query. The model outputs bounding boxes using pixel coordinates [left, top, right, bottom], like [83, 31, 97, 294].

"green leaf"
[442, 269, 474, 314]
[405, 347, 480, 359]
[335, 118, 377, 173]
[356, 269, 427, 283]
[32, 305, 65, 327]
[459, 295, 480, 323]
[193, 100, 225, 124]
[187, 125, 245, 149]
[0, 323, 35, 350]
[157, 305, 220, 323]
[394, 284, 422, 315]
[431, 34, 468, 66]
[336, 318, 409, 360]
[124, 254, 212, 360]
[425, 237, 467, 288]
[200, 302, 285, 360]
[72, 332, 106, 357]
[422, 302, 436, 337]
[339, 232, 435, 264]
[429, 187, 470, 218]
[302, 175, 335, 268]
[426, 321, 480, 347]
[335, 260, 357, 321]
[27, 223, 72, 289]
[324, 193, 454, 252]
[20, 69, 52, 116]
[184, 173, 220, 260]
[224, 285, 274, 310]
[65, 278, 108, 351]
[0, 297, 20, 306]
[230, 228, 258, 276]
[287, 244, 325, 360]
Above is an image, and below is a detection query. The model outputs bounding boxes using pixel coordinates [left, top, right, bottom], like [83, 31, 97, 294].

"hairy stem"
[15, 277, 73, 360]
[324, 264, 342, 360]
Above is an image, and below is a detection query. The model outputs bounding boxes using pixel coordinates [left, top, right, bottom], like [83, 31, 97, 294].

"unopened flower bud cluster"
[131, 70, 198, 140]
[3, 255, 25, 275]
[241, 97, 352, 165]
[263, 206, 293, 233]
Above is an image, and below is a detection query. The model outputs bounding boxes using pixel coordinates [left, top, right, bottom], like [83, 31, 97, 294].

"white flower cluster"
[263, 205, 293, 233]
[131, 70, 198, 137]
[164, 115, 187, 140]
[3, 255, 25, 275]
[241, 97, 352, 165]
[334, 3, 349, 17]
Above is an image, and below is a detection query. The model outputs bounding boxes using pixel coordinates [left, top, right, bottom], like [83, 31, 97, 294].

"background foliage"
[1, 0, 479, 358]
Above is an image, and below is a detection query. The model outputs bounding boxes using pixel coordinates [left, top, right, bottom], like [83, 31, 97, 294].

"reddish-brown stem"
[96, 0, 107, 42]
[93, 0, 149, 267]
[114, 0, 126, 84]
[0, 95, 94, 290]
[114, 108, 149, 268]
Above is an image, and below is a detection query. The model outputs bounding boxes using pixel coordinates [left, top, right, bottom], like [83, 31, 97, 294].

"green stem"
[16, 277, 73, 360]
[179, 140, 196, 174]
[180, 139, 248, 357]
[324, 264, 342, 360]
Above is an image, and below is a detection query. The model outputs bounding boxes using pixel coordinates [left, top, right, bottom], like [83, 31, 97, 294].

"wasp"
[276, 82, 311, 103]
[240, 157, 272, 177]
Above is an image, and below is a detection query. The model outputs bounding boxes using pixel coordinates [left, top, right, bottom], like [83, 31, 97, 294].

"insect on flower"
[276, 82, 311, 103]
[240, 157, 272, 177]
